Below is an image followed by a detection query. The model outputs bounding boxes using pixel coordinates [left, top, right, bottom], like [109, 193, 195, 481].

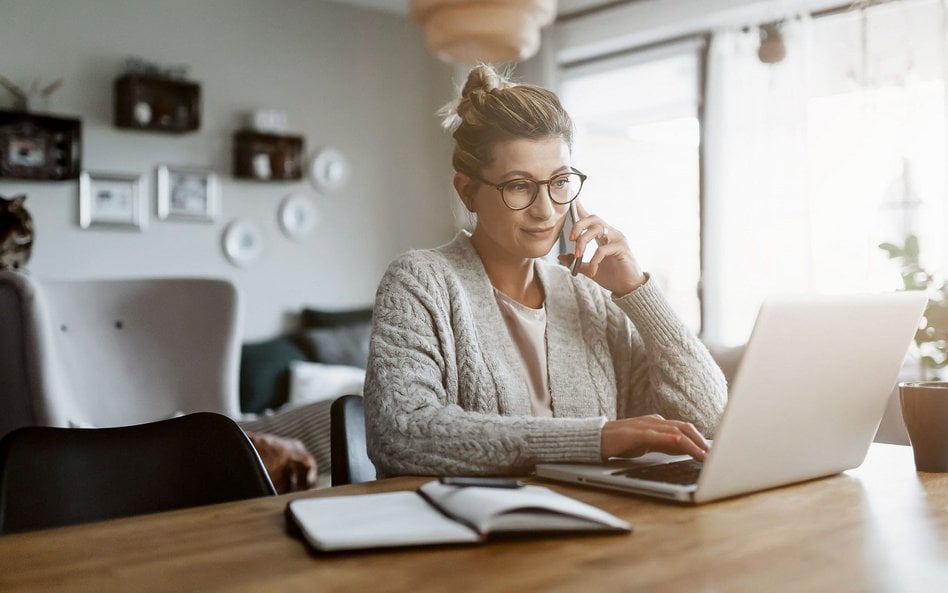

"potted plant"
[879, 234, 948, 379]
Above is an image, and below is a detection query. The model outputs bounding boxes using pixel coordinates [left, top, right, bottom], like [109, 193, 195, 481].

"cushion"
[238, 399, 334, 489]
[287, 360, 365, 406]
[294, 322, 372, 368]
[239, 337, 310, 414]
[300, 306, 373, 328]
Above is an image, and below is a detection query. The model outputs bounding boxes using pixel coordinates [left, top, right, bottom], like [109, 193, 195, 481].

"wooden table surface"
[1, 443, 947, 593]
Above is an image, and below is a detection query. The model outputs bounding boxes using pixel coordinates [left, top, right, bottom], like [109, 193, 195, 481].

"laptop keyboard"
[611, 459, 704, 485]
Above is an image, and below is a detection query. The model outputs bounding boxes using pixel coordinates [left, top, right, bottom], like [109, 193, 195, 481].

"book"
[286, 480, 631, 552]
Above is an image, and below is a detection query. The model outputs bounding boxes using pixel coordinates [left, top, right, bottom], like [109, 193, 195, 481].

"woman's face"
[459, 137, 573, 264]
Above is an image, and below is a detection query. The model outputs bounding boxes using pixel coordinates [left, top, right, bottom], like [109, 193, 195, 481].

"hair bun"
[460, 64, 514, 98]
[438, 64, 516, 131]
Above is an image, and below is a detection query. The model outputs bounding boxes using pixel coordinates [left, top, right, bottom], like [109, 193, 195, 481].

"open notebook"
[286, 480, 630, 552]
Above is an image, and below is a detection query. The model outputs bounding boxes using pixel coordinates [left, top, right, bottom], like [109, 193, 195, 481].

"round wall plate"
[222, 219, 264, 267]
[278, 193, 319, 241]
[309, 147, 349, 193]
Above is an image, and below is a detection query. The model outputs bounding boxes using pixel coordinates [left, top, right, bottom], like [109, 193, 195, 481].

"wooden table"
[1, 444, 947, 593]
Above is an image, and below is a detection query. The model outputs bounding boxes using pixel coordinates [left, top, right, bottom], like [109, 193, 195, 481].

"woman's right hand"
[600, 415, 710, 461]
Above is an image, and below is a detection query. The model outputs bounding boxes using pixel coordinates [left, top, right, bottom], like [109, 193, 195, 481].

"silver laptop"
[536, 291, 927, 503]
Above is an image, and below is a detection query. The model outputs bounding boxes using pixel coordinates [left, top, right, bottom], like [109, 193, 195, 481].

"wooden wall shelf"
[232, 130, 304, 181]
[0, 110, 82, 180]
[114, 75, 200, 133]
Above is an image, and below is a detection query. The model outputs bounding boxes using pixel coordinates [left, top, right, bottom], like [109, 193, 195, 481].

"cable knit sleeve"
[609, 278, 728, 436]
[363, 253, 604, 478]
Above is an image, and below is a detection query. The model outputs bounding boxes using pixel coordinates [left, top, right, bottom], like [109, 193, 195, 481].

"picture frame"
[0, 110, 82, 180]
[78, 171, 146, 231]
[156, 164, 219, 222]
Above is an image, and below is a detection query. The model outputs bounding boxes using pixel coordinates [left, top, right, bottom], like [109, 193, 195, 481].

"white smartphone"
[568, 202, 582, 276]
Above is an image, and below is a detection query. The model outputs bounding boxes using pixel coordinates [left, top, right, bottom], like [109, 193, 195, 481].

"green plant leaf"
[905, 234, 920, 260]
[878, 242, 903, 258]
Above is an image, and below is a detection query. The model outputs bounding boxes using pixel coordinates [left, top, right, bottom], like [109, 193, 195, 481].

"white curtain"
[703, 17, 813, 346]
[703, 2, 948, 347]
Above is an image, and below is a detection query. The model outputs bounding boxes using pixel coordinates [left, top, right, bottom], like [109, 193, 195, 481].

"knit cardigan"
[363, 232, 727, 477]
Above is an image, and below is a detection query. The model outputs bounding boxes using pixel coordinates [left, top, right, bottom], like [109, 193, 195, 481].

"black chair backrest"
[0, 412, 275, 534]
[330, 394, 377, 486]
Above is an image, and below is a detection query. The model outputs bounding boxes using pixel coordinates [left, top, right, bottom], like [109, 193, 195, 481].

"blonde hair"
[439, 64, 574, 180]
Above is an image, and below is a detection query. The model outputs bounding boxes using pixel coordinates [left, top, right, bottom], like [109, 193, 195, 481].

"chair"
[330, 394, 376, 486]
[0, 271, 241, 438]
[0, 412, 275, 534]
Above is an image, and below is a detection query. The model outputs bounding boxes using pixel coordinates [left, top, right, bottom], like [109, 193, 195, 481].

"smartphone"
[439, 477, 525, 489]
[568, 202, 582, 276]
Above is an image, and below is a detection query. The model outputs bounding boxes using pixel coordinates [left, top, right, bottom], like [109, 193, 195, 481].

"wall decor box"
[114, 75, 200, 133]
[233, 130, 304, 180]
[0, 110, 81, 180]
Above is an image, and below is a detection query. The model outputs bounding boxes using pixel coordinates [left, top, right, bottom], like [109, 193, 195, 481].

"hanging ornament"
[757, 22, 787, 64]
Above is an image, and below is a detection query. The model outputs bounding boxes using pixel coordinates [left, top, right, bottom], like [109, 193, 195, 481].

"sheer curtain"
[703, 17, 813, 347]
[703, 1, 948, 348]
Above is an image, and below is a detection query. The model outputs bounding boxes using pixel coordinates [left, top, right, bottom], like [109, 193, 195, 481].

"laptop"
[535, 291, 927, 503]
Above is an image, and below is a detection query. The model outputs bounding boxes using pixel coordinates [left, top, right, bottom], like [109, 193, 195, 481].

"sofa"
[237, 306, 373, 488]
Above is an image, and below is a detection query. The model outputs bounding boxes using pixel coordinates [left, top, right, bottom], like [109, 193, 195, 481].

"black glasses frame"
[473, 169, 587, 211]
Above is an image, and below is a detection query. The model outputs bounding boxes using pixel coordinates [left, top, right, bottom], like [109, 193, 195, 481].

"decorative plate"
[278, 193, 319, 241]
[222, 219, 264, 267]
[309, 147, 349, 193]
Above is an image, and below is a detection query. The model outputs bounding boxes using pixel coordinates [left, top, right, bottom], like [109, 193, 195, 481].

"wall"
[0, 0, 457, 340]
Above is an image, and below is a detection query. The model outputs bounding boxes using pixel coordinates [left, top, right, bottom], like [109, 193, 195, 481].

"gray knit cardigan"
[364, 232, 727, 477]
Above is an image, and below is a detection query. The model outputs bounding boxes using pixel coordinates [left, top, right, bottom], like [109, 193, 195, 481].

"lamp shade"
[410, 0, 556, 64]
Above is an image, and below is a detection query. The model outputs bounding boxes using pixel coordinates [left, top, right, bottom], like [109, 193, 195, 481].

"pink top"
[493, 288, 553, 417]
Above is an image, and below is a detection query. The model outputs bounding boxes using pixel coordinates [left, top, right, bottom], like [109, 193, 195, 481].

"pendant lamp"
[409, 0, 557, 64]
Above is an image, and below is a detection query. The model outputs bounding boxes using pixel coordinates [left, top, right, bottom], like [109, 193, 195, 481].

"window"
[560, 43, 705, 331]
[704, 1, 947, 346]
[557, 0, 948, 347]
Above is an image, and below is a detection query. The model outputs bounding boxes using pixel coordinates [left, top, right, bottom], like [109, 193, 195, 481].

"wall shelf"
[0, 110, 82, 180]
[114, 75, 200, 133]
[232, 130, 304, 181]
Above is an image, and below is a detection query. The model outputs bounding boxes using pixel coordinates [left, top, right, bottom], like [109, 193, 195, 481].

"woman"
[364, 65, 727, 477]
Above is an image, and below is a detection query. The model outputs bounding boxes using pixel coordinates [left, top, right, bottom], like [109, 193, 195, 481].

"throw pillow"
[287, 360, 365, 406]
[239, 337, 310, 414]
[300, 306, 373, 328]
[294, 322, 372, 368]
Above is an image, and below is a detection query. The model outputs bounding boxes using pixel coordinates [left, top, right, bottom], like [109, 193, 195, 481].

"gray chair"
[330, 394, 376, 485]
[0, 271, 241, 437]
[0, 412, 275, 534]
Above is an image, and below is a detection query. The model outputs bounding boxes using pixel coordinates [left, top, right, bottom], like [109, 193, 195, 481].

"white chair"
[0, 271, 241, 437]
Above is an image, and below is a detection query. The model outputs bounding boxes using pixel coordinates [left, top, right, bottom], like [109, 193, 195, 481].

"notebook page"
[419, 481, 630, 534]
[289, 491, 479, 551]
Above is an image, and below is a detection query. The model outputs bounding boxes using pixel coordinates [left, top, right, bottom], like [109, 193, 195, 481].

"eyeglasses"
[473, 170, 587, 211]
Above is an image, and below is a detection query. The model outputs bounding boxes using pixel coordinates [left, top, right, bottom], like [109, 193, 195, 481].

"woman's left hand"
[558, 201, 647, 297]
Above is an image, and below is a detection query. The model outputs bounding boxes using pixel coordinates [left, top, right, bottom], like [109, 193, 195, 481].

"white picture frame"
[156, 164, 219, 222]
[79, 171, 146, 231]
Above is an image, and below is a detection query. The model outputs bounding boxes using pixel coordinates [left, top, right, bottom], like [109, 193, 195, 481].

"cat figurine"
[0, 194, 34, 271]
